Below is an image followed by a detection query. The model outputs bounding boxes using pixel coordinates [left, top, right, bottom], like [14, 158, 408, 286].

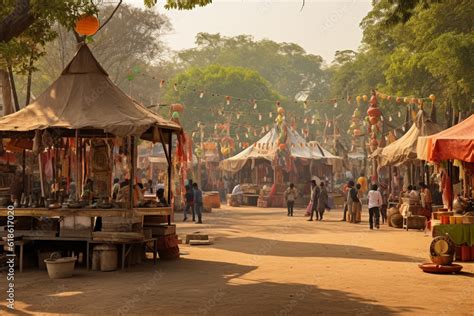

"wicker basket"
[390, 214, 403, 228]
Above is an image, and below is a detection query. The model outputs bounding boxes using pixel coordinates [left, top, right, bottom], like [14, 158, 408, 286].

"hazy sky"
[125, 0, 372, 63]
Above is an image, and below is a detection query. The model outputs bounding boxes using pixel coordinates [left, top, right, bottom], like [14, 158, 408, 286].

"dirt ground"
[1, 206, 473, 315]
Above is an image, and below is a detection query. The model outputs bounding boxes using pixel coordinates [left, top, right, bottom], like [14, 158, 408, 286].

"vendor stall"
[415, 115, 474, 262]
[0, 44, 182, 271]
[220, 118, 340, 207]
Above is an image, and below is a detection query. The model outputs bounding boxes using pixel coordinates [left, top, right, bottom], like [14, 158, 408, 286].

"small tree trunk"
[0, 68, 14, 115]
[7, 64, 20, 112]
[25, 51, 34, 105]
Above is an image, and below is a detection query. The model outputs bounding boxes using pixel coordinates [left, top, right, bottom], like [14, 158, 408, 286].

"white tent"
[220, 126, 340, 173]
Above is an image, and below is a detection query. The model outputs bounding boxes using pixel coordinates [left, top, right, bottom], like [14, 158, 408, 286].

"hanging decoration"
[220, 136, 235, 158]
[366, 90, 382, 152]
[75, 15, 100, 36]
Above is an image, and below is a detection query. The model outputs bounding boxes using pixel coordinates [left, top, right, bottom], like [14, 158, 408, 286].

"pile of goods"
[419, 235, 463, 274]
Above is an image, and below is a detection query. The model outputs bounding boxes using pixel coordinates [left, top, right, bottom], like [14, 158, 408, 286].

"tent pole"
[129, 136, 135, 210]
[167, 131, 173, 225]
[75, 129, 80, 201]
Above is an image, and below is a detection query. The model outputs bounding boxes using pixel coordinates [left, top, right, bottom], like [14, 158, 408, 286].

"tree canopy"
[163, 64, 283, 144]
[175, 33, 329, 103]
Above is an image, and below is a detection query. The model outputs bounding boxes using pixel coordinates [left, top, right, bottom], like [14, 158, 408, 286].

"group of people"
[111, 178, 169, 207]
[283, 173, 393, 231]
[402, 183, 433, 211]
[183, 180, 204, 224]
[283, 180, 329, 221]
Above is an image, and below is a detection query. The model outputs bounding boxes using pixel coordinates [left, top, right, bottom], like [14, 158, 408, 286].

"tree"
[175, 33, 329, 103]
[0, 0, 211, 43]
[329, 0, 473, 137]
[32, 4, 172, 105]
[163, 64, 283, 145]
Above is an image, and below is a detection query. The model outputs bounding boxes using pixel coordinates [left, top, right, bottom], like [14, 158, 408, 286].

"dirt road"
[1, 206, 473, 315]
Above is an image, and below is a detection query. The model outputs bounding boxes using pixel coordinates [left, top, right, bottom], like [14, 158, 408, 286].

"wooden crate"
[144, 224, 176, 236]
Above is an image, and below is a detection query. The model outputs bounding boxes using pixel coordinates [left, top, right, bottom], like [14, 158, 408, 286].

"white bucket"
[44, 257, 76, 279]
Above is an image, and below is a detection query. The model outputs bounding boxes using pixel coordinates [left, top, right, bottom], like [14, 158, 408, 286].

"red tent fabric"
[429, 115, 474, 162]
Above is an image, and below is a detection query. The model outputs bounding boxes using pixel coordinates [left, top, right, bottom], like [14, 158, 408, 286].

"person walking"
[192, 183, 203, 224]
[353, 183, 363, 223]
[357, 172, 368, 200]
[308, 180, 320, 221]
[284, 183, 298, 216]
[379, 183, 388, 224]
[346, 180, 355, 222]
[341, 181, 350, 221]
[183, 185, 195, 222]
[368, 184, 383, 229]
[317, 182, 328, 221]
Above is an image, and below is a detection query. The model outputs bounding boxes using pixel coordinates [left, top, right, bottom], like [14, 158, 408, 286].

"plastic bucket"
[44, 257, 76, 279]
[440, 216, 449, 224]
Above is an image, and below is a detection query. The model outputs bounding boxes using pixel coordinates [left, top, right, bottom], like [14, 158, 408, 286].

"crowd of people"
[281, 172, 435, 230]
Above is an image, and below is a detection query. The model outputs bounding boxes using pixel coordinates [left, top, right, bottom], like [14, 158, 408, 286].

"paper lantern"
[356, 95, 361, 104]
[362, 95, 368, 102]
[75, 15, 99, 36]
[279, 143, 286, 150]
[429, 94, 436, 102]
[367, 107, 381, 118]
[387, 95, 392, 101]
[369, 116, 378, 125]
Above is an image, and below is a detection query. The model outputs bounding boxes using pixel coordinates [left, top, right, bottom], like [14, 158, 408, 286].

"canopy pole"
[75, 130, 80, 201]
[22, 149, 26, 204]
[129, 136, 135, 210]
[167, 131, 173, 225]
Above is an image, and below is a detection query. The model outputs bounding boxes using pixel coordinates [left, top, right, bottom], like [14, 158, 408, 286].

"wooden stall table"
[88, 238, 157, 271]
[22, 236, 92, 269]
[0, 240, 31, 272]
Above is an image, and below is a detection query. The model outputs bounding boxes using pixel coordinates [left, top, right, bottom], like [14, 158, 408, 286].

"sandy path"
[1, 206, 473, 315]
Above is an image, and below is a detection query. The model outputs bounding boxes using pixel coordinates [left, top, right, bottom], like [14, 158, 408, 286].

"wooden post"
[22, 149, 26, 198]
[167, 131, 173, 225]
[129, 136, 135, 210]
[388, 166, 392, 196]
[75, 130, 80, 201]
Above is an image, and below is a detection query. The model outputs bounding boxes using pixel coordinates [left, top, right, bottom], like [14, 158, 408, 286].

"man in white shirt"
[368, 184, 383, 230]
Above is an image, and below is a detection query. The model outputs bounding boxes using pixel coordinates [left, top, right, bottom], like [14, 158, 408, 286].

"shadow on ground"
[208, 236, 424, 262]
[0, 259, 419, 315]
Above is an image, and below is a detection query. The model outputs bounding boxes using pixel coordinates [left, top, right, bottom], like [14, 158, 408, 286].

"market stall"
[416, 115, 474, 261]
[220, 117, 340, 207]
[0, 44, 182, 271]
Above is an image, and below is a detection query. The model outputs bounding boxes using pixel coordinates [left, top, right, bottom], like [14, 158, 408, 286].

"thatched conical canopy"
[0, 44, 180, 139]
